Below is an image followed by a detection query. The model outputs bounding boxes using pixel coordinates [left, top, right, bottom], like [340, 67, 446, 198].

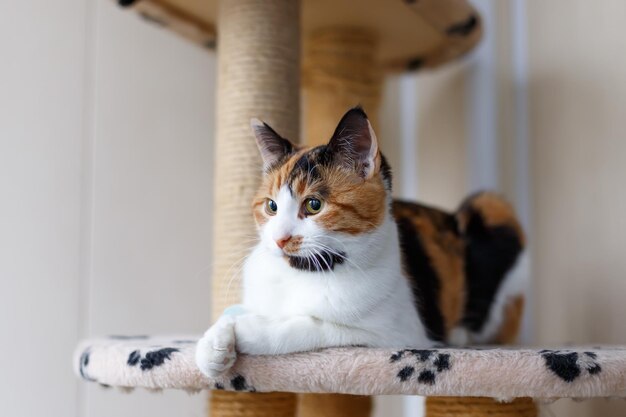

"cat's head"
[250, 107, 392, 272]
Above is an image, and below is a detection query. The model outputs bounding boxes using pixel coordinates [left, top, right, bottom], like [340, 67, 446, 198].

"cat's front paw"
[195, 317, 237, 378]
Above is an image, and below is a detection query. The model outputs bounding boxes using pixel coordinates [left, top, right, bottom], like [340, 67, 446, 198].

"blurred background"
[2, 0, 626, 416]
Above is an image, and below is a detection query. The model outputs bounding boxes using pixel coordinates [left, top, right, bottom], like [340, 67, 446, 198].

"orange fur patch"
[457, 193, 525, 247]
[282, 235, 303, 254]
[251, 148, 386, 235]
[316, 168, 386, 234]
[410, 216, 465, 337]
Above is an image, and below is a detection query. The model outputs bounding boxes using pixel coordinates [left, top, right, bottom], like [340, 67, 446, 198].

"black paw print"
[540, 350, 602, 382]
[215, 375, 255, 392]
[78, 349, 97, 382]
[390, 349, 451, 385]
[127, 347, 179, 371]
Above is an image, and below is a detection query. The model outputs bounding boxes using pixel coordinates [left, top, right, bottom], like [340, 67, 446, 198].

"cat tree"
[74, 0, 626, 416]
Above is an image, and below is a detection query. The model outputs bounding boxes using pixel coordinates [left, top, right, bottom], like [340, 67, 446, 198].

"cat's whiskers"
[304, 247, 323, 273]
[309, 235, 371, 269]
[298, 243, 329, 272]
[308, 246, 333, 276]
[317, 242, 368, 278]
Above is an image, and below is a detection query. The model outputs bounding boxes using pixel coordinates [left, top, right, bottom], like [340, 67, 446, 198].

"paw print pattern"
[213, 375, 256, 392]
[390, 349, 451, 385]
[127, 347, 179, 371]
[539, 350, 602, 382]
[78, 348, 97, 382]
[230, 374, 256, 392]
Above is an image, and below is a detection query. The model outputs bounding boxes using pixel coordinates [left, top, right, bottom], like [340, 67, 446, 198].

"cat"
[196, 107, 525, 378]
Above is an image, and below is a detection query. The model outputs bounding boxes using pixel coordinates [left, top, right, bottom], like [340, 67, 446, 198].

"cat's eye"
[266, 199, 278, 215]
[304, 198, 323, 215]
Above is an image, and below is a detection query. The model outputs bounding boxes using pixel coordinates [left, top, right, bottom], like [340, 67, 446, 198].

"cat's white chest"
[242, 249, 331, 317]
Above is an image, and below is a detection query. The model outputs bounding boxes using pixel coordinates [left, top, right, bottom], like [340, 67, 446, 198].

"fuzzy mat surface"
[74, 336, 626, 400]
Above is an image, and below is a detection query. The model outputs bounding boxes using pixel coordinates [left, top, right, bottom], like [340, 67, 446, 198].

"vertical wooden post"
[302, 28, 382, 144]
[426, 397, 538, 417]
[298, 26, 383, 417]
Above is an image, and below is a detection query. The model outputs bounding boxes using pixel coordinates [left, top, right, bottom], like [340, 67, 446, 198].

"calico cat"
[196, 107, 524, 378]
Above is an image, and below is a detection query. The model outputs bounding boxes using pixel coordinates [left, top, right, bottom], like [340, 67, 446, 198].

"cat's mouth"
[285, 250, 347, 272]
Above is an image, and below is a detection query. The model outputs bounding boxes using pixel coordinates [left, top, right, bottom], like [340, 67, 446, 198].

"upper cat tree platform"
[116, 0, 482, 72]
[75, 336, 626, 400]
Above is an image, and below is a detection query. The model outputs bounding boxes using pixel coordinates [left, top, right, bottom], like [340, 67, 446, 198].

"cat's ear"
[251, 118, 295, 171]
[327, 107, 380, 179]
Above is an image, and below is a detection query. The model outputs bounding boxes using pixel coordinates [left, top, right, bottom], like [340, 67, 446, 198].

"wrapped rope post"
[210, 0, 300, 416]
[299, 26, 383, 417]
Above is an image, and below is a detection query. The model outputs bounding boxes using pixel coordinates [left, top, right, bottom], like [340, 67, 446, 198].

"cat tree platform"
[116, 0, 482, 72]
[74, 336, 626, 400]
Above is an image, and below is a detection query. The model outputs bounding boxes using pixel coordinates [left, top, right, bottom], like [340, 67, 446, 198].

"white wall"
[1, 1, 215, 416]
[4, 1, 626, 417]
[1, 1, 86, 415]
[527, 1, 626, 415]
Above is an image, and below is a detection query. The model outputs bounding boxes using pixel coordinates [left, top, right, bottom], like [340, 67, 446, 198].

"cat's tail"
[455, 192, 526, 344]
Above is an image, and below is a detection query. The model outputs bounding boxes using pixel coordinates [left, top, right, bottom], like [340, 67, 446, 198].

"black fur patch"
[259, 122, 297, 173]
[394, 215, 445, 342]
[461, 207, 523, 332]
[287, 250, 346, 272]
[215, 382, 225, 390]
[287, 153, 322, 191]
[118, 0, 137, 6]
[446, 14, 478, 36]
[379, 153, 393, 191]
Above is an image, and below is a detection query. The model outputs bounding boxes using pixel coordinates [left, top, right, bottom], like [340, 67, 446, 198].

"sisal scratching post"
[210, 0, 300, 416]
[299, 27, 383, 417]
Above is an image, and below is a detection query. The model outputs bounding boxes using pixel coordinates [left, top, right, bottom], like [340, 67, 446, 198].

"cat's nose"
[275, 235, 292, 249]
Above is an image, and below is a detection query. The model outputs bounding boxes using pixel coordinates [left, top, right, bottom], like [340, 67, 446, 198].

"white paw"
[195, 317, 237, 378]
[448, 326, 470, 346]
